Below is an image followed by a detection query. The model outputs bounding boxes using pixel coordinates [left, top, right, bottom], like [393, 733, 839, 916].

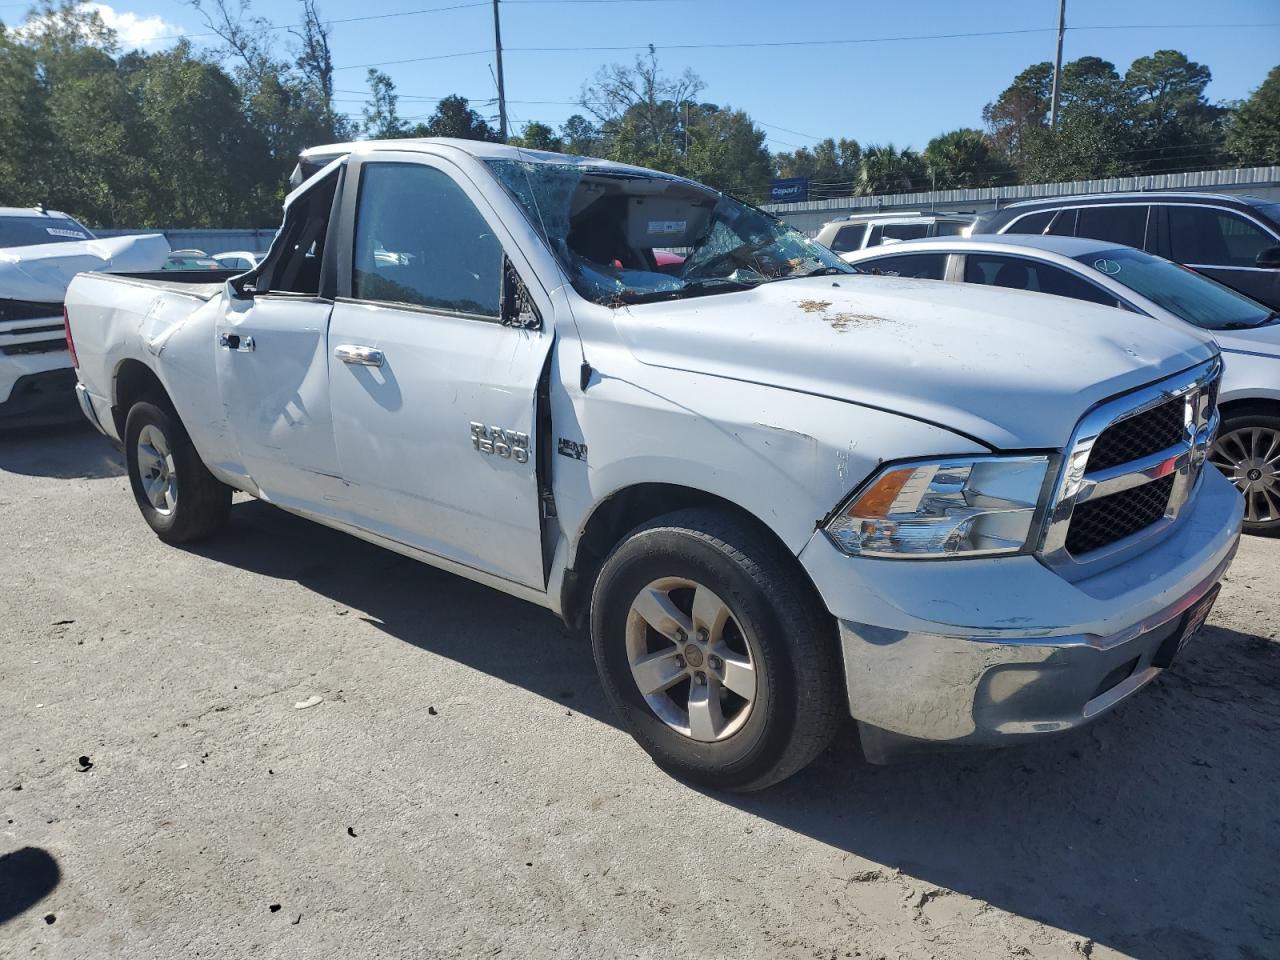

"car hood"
[1214, 321, 1280, 359]
[613, 275, 1219, 450]
[0, 234, 170, 302]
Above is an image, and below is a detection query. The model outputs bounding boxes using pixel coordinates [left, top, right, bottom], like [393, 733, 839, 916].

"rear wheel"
[590, 508, 842, 791]
[1209, 412, 1280, 536]
[125, 401, 231, 544]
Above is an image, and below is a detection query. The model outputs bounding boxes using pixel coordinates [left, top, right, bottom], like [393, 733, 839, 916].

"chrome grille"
[1066, 474, 1175, 555]
[1087, 398, 1187, 471]
[1040, 357, 1221, 571]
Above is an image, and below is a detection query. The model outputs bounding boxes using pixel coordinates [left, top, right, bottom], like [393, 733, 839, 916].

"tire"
[1209, 409, 1280, 537]
[589, 507, 842, 791]
[124, 400, 231, 544]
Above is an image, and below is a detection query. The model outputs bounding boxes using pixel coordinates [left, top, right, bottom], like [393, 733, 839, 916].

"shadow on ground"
[0, 847, 61, 925]
[0, 421, 123, 480]
[191, 499, 1278, 960]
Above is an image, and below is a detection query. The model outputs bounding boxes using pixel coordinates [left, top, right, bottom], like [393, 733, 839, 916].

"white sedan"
[842, 234, 1280, 534]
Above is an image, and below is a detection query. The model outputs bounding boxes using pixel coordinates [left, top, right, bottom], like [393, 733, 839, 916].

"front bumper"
[0, 365, 79, 427]
[798, 467, 1243, 753]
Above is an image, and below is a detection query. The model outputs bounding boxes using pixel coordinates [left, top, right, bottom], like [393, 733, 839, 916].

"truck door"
[325, 154, 554, 590]
[215, 165, 346, 516]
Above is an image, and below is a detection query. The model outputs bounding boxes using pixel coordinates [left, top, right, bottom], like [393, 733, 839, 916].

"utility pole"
[1049, 0, 1066, 128]
[492, 0, 508, 142]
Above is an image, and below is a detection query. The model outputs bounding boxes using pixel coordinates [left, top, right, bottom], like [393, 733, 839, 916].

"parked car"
[972, 192, 1280, 309]
[814, 211, 976, 254]
[162, 251, 223, 271]
[212, 250, 267, 272]
[841, 234, 1279, 533]
[65, 139, 1241, 789]
[0, 207, 168, 426]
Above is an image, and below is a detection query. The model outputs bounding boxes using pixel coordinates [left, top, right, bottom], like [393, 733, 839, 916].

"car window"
[867, 222, 929, 247]
[858, 253, 949, 280]
[963, 254, 1117, 306]
[1075, 205, 1148, 249]
[1046, 209, 1077, 236]
[1165, 205, 1277, 268]
[1005, 210, 1053, 235]
[353, 162, 502, 318]
[830, 223, 867, 252]
[0, 215, 94, 248]
[932, 220, 969, 237]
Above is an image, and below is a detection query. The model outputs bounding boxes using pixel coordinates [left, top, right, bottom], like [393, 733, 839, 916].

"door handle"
[334, 344, 385, 367]
[218, 333, 255, 352]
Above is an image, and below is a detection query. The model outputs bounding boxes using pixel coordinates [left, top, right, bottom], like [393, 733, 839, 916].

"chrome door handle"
[334, 344, 385, 367]
[218, 333, 255, 352]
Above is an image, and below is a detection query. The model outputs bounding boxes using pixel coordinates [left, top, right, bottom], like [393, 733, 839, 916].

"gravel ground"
[2, 423, 1277, 960]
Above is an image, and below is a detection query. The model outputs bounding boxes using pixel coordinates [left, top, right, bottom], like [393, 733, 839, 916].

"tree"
[775, 138, 860, 195]
[1226, 65, 1280, 166]
[559, 114, 602, 156]
[418, 94, 495, 141]
[857, 144, 924, 195]
[510, 121, 561, 152]
[923, 128, 1004, 189]
[983, 62, 1052, 166]
[579, 47, 703, 159]
[683, 105, 771, 201]
[1125, 50, 1224, 173]
[361, 68, 405, 139]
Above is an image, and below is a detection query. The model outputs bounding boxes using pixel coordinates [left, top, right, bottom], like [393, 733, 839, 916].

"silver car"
[842, 234, 1280, 534]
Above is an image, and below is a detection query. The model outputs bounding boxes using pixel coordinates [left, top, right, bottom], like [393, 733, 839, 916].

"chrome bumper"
[800, 467, 1244, 757]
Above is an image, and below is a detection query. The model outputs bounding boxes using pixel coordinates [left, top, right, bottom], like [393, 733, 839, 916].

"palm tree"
[857, 144, 925, 196]
[923, 128, 1003, 189]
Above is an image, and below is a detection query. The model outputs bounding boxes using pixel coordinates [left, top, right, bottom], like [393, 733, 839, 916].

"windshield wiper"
[1217, 311, 1280, 330]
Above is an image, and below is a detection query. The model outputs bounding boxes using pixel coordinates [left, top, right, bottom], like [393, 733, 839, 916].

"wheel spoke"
[630, 649, 686, 696]
[1247, 488, 1262, 522]
[687, 681, 725, 741]
[137, 444, 162, 476]
[691, 585, 730, 640]
[145, 476, 166, 509]
[631, 586, 692, 641]
[717, 651, 756, 699]
[162, 481, 177, 513]
[1262, 430, 1280, 464]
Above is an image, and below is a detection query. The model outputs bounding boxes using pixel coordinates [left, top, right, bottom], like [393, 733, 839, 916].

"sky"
[4, 0, 1278, 155]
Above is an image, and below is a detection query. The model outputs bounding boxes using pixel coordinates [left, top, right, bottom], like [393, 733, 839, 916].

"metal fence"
[763, 165, 1280, 236]
[93, 166, 1280, 246]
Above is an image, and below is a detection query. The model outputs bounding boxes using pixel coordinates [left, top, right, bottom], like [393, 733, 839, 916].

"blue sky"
[7, 0, 1279, 153]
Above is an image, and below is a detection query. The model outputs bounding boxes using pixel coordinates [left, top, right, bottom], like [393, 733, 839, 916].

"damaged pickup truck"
[1, 207, 168, 425]
[64, 139, 1243, 789]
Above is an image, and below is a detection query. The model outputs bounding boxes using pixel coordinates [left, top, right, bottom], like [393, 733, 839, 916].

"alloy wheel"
[136, 423, 178, 516]
[625, 576, 759, 742]
[1210, 426, 1280, 523]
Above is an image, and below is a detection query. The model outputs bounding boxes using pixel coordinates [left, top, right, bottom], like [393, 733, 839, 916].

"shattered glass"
[485, 158, 854, 306]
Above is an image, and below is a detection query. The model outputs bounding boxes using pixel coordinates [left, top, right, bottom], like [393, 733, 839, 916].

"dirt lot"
[1, 423, 1277, 960]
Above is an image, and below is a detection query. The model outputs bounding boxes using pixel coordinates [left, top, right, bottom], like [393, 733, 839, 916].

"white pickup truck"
[64, 139, 1243, 789]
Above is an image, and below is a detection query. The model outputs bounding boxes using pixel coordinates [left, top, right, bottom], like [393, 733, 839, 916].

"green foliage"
[1226, 65, 1280, 165]
[362, 69, 405, 139]
[509, 121, 562, 152]
[922, 129, 1005, 189]
[414, 94, 496, 141]
[857, 144, 925, 195]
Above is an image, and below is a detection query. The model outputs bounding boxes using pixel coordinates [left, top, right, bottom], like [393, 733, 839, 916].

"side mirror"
[1256, 245, 1280, 269]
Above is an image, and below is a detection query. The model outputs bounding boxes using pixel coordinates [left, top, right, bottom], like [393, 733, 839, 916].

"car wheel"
[1209, 411, 1280, 536]
[590, 508, 842, 791]
[125, 401, 231, 544]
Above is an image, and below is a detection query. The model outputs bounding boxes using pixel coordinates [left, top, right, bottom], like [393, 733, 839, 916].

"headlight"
[825, 456, 1050, 559]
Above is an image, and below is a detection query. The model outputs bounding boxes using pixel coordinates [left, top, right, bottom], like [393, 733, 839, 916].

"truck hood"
[0, 234, 170, 302]
[613, 275, 1219, 449]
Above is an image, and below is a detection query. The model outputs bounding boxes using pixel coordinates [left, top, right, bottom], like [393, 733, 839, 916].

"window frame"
[1153, 201, 1280, 272]
[855, 251, 954, 280]
[239, 162, 346, 303]
[955, 251, 1126, 307]
[335, 154, 520, 325]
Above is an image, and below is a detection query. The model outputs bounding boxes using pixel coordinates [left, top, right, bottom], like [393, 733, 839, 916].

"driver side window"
[353, 162, 503, 319]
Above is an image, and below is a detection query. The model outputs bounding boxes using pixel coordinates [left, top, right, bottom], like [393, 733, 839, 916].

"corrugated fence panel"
[92, 228, 278, 254]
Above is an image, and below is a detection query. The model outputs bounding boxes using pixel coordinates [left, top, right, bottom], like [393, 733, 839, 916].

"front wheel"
[125, 401, 231, 544]
[1209, 412, 1280, 536]
[590, 508, 842, 791]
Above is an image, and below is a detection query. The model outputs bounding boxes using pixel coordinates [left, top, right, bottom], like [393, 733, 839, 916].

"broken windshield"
[485, 157, 854, 305]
